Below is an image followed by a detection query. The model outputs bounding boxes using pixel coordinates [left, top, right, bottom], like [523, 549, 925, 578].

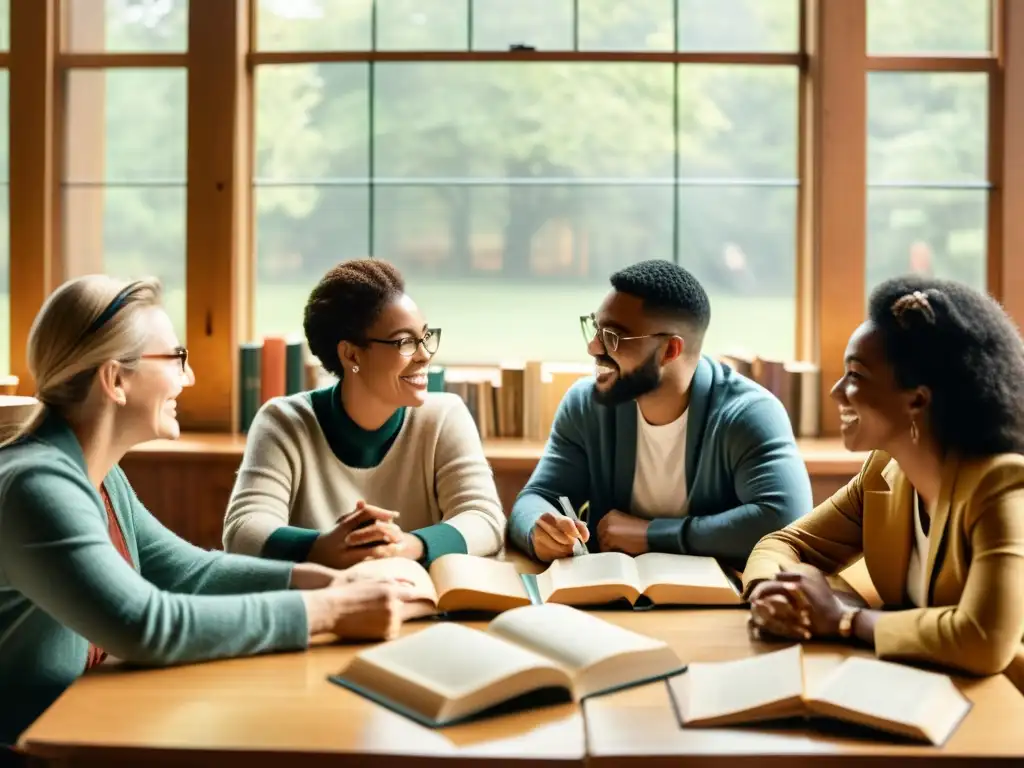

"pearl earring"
[352, 365, 359, 374]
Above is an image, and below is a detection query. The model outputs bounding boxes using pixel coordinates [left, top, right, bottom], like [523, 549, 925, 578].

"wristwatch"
[837, 607, 861, 638]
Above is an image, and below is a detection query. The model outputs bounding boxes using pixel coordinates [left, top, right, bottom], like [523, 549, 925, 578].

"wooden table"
[586, 610, 1024, 767]
[18, 606, 1024, 767]
[17, 620, 584, 767]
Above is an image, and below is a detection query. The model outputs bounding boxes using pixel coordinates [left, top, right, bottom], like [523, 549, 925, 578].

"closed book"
[239, 342, 262, 433]
[428, 366, 446, 393]
[285, 338, 305, 395]
[260, 335, 287, 404]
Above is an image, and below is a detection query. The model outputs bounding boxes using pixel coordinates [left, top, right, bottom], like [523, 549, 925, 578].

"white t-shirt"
[631, 402, 689, 519]
[906, 490, 931, 607]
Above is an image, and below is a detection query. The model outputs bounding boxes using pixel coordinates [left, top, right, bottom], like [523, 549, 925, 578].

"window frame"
[4, 0, 1022, 438]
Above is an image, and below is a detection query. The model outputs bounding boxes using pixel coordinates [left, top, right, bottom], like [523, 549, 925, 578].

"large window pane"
[867, 189, 986, 290]
[254, 64, 370, 335]
[472, 0, 573, 51]
[0, 73, 8, 376]
[0, 0, 9, 50]
[376, 183, 674, 363]
[868, 73, 987, 183]
[579, 0, 673, 52]
[257, 0, 371, 51]
[253, 60, 797, 363]
[377, 0, 467, 50]
[867, 72, 987, 293]
[63, 70, 187, 339]
[66, 0, 189, 52]
[254, 186, 370, 336]
[678, 185, 797, 359]
[677, 0, 799, 52]
[868, 0, 990, 54]
[678, 65, 798, 178]
[374, 63, 674, 179]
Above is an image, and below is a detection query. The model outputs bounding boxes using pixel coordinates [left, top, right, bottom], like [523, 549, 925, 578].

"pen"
[557, 496, 589, 557]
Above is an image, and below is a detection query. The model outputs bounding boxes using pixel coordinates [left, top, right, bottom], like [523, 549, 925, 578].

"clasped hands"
[532, 508, 651, 562]
[309, 500, 425, 570]
[747, 565, 854, 642]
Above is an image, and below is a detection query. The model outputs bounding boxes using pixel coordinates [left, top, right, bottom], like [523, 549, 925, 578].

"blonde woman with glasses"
[222, 258, 505, 571]
[0, 276, 424, 752]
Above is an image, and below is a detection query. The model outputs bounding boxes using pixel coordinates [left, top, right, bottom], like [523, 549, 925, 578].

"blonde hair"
[0, 275, 164, 446]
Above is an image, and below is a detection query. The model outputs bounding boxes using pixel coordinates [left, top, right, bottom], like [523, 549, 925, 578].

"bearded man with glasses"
[509, 260, 812, 570]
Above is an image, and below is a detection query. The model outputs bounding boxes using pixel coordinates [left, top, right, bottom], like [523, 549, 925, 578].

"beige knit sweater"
[222, 392, 505, 559]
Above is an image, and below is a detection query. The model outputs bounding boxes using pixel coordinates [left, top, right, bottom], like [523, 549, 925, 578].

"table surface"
[18, 577, 1024, 767]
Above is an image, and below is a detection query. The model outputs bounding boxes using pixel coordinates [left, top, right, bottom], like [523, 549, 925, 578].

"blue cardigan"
[508, 355, 813, 566]
[0, 414, 308, 747]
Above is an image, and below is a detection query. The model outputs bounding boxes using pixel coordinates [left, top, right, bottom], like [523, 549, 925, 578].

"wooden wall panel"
[121, 454, 852, 552]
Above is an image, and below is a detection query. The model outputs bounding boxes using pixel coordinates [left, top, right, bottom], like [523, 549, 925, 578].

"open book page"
[670, 645, 808, 727]
[344, 557, 439, 604]
[806, 657, 972, 745]
[634, 553, 743, 605]
[534, 552, 640, 605]
[336, 622, 571, 726]
[428, 554, 531, 612]
[487, 603, 682, 699]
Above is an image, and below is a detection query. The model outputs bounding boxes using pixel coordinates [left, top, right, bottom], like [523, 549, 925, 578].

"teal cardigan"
[0, 414, 308, 747]
[509, 355, 813, 566]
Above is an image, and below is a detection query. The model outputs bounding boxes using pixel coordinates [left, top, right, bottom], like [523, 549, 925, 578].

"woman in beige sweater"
[223, 259, 505, 569]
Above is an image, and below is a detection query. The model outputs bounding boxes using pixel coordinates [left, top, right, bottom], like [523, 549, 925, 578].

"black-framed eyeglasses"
[365, 328, 441, 358]
[138, 346, 189, 373]
[579, 314, 675, 353]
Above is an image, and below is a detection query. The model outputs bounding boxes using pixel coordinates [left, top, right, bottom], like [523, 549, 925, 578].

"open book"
[345, 551, 741, 614]
[668, 645, 971, 746]
[330, 603, 685, 727]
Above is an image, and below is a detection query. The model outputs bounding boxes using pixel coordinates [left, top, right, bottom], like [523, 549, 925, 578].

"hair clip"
[891, 290, 937, 328]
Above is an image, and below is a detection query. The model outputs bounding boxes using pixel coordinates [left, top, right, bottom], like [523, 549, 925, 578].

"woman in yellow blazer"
[743, 275, 1024, 692]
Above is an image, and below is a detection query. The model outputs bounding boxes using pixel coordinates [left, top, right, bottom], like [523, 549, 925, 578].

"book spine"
[285, 339, 305, 395]
[239, 342, 262, 433]
[260, 335, 288, 404]
[428, 365, 446, 393]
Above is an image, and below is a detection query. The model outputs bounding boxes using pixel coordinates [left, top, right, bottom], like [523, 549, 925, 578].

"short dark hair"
[303, 258, 405, 379]
[610, 259, 711, 341]
[868, 275, 1024, 457]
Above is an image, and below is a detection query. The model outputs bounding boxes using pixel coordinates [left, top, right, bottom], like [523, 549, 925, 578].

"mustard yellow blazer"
[743, 450, 1024, 692]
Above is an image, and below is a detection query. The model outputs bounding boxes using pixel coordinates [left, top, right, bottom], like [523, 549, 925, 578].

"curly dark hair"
[610, 260, 711, 342]
[303, 258, 406, 379]
[868, 275, 1024, 457]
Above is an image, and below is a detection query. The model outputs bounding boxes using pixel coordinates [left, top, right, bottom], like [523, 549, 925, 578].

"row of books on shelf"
[238, 337, 822, 439]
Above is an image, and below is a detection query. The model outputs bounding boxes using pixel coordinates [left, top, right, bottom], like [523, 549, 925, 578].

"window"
[866, 70, 989, 291]
[65, 0, 189, 52]
[62, 69, 188, 339]
[253, 0, 800, 364]
[867, 0, 990, 54]
[0, 0, 8, 376]
[59, 1, 189, 341]
[0, 72, 8, 377]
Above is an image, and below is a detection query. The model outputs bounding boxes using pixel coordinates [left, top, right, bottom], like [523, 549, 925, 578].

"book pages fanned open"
[344, 551, 742, 615]
[669, 645, 972, 746]
[330, 603, 686, 727]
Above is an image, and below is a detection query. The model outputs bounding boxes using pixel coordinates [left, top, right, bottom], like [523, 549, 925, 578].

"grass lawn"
[1, 282, 795, 377]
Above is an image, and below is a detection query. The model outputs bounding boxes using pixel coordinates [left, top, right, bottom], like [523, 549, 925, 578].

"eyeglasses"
[579, 314, 676, 353]
[365, 328, 441, 358]
[138, 347, 189, 373]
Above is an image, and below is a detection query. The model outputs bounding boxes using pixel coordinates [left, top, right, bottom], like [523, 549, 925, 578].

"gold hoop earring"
[910, 419, 919, 445]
